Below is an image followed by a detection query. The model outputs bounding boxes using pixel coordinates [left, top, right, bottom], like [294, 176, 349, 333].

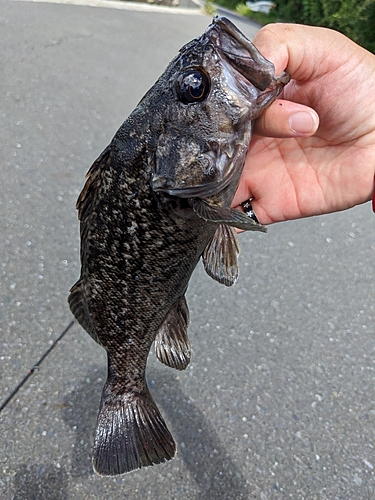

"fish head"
[150, 16, 289, 203]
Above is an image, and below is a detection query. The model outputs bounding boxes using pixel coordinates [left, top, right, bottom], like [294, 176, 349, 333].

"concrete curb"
[11, 0, 204, 15]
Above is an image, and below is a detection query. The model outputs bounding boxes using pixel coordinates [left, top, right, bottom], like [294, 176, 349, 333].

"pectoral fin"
[192, 199, 267, 232]
[202, 224, 240, 286]
[155, 296, 191, 371]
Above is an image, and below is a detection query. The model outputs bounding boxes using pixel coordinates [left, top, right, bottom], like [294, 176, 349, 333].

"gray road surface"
[1, 1, 375, 498]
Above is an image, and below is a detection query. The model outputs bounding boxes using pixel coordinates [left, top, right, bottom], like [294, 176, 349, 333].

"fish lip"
[151, 174, 175, 192]
[206, 16, 290, 91]
[152, 167, 236, 199]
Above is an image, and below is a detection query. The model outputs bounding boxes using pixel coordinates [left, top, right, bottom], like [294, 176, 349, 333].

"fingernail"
[289, 111, 317, 135]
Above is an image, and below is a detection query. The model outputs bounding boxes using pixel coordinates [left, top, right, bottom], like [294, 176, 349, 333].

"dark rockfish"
[69, 16, 289, 476]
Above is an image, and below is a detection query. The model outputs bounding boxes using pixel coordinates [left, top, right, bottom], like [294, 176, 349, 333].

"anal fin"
[155, 296, 191, 370]
[202, 224, 240, 287]
[93, 384, 176, 476]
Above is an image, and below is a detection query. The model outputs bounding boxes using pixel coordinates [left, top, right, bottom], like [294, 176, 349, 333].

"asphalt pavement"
[1, 0, 375, 498]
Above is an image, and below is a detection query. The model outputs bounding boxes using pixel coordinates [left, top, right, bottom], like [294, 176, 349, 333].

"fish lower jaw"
[151, 134, 250, 201]
[151, 174, 175, 191]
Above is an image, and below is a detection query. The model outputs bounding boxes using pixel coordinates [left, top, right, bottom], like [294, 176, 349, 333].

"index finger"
[253, 23, 358, 81]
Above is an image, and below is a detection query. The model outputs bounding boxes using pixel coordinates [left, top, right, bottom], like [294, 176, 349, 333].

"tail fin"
[92, 386, 176, 476]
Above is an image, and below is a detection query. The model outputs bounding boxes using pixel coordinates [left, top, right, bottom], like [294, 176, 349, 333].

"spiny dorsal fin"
[192, 199, 267, 232]
[76, 145, 111, 222]
[202, 224, 240, 287]
[68, 280, 102, 345]
[155, 296, 191, 370]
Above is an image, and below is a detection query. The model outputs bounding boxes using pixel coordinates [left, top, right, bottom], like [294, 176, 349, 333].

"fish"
[68, 16, 289, 476]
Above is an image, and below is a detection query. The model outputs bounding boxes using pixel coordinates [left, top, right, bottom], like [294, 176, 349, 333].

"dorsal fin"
[76, 145, 111, 222]
[68, 280, 102, 345]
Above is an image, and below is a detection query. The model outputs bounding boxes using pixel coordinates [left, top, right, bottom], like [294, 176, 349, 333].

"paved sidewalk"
[1, 1, 375, 498]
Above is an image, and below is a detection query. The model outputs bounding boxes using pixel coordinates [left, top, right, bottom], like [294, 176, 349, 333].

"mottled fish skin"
[68, 16, 289, 476]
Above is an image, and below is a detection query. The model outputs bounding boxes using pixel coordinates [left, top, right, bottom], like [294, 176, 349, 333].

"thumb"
[253, 99, 319, 138]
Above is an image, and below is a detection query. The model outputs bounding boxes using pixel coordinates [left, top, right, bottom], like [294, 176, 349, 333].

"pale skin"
[232, 23, 375, 224]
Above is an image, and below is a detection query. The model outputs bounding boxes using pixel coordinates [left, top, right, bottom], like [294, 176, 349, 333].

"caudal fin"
[92, 387, 176, 476]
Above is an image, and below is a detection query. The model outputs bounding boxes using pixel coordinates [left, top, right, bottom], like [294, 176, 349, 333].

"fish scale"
[69, 16, 289, 476]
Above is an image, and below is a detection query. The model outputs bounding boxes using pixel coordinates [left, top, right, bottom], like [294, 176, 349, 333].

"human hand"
[232, 24, 375, 224]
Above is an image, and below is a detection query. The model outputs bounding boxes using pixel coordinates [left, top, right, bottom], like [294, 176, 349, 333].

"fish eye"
[176, 70, 210, 104]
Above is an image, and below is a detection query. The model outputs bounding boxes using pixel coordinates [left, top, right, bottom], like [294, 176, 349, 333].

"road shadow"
[58, 362, 251, 498]
[151, 366, 251, 500]
[13, 464, 68, 500]
[60, 364, 104, 477]
[10, 366, 101, 499]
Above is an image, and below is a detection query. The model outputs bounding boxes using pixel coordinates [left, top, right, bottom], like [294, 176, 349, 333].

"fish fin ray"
[155, 296, 191, 370]
[202, 224, 240, 287]
[68, 280, 101, 345]
[192, 199, 267, 232]
[76, 145, 111, 222]
[75, 146, 112, 269]
[92, 386, 176, 476]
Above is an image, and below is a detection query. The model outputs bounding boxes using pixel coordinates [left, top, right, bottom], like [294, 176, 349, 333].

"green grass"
[236, 4, 280, 24]
[214, 0, 239, 11]
[214, 0, 280, 26]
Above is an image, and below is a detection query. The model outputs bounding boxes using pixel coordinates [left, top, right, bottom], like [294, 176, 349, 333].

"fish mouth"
[152, 17, 290, 201]
[207, 16, 290, 91]
[152, 171, 236, 199]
